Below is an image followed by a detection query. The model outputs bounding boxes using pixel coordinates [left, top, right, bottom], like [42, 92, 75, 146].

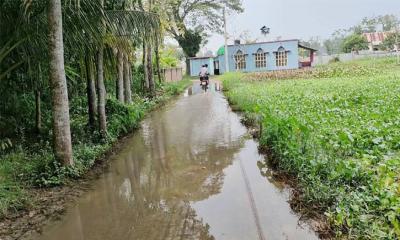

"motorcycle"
[200, 74, 209, 90]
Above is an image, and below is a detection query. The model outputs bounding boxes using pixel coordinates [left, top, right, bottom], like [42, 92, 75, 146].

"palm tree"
[85, 54, 97, 128]
[1, 0, 161, 165]
[123, 53, 132, 103]
[47, 0, 73, 165]
[117, 49, 125, 102]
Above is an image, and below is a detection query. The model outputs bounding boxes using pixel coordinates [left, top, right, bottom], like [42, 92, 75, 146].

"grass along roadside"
[0, 79, 191, 220]
[220, 57, 400, 239]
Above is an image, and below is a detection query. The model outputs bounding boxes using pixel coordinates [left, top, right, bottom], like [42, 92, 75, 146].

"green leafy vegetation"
[341, 34, 369, 53]
[163, 0, 243, 73]
[221, 57, 400, 239]
[0, 79, 190, 218]
[0, 0, 193, 220]
[382, 32, 400, 51]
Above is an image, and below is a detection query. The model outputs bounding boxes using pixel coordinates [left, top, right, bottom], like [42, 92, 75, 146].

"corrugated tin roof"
[188, 56, 215, 60]
[298, 44, 318, 52]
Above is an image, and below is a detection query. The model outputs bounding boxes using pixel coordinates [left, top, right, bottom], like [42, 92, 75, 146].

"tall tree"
[155, 36, 163, 83]
[378, 14, 399, 31]
[176, 29, 203, 74]
[341, 34, 369, 53]
[123, 53, 132, 103]
[145, 0, 156, 95]
[47, 0, 73, 166]
[324, 29, 348, 55]
[97, 44, 107, 136]
[97, 0, 107, 137]
[382, 32, 400, 51]
[143, 42, 149, 91]
[164, 0, 243, 74]
[85, 55, 97, 128]
[117, 49, 125, 102]
[146, 43, 155, 95]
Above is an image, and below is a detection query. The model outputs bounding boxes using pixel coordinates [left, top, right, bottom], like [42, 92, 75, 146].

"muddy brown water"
[29, 82, 318, 240]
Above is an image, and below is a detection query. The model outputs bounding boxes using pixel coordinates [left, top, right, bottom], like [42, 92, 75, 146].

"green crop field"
[221, 57, 400, 239]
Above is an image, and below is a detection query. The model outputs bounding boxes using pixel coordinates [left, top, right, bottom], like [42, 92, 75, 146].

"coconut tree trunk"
[147, 45, 155, 95]
[123, 54, 132, 104]
[85, 55, 97, 128]
[97, 46, 107, 137]
[128, 64, 133, 94]
[117, 49, 124, 102]
[35, 89, 41, 134]
[185, 58, 190, 76]
[48, 0, 73, 166]
[97, 0, 107, 138]
[91, 61, 98, 116]
[155, 37, 162, 83]
[143, 43, 149, 91]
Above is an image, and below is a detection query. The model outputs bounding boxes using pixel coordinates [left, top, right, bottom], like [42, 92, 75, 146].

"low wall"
[314, 51, 398, 65]
[162, 68, 183, 82]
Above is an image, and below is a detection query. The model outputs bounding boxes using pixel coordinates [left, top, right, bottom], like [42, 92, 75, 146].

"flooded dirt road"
[29, 82, 318, 240]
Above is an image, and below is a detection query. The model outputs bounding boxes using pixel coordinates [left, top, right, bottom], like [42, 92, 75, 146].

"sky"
[203, 0, 400, 53]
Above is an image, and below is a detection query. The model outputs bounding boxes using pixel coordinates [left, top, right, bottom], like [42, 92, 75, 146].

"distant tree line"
[302, 14, 400, 55]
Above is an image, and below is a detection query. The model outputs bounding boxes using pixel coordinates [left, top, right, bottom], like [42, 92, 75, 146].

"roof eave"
[298, 44, 318, 52]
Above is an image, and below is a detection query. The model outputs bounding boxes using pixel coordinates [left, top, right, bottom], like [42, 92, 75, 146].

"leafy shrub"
[329, 56, 340, 63]
[107, 98, 148, 137]
[0, 138, 12, 152]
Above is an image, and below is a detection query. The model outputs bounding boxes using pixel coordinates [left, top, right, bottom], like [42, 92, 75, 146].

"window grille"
[275, 47, 288, 67]
[234, 50, 246, 70]
[255, 48, 267, 68]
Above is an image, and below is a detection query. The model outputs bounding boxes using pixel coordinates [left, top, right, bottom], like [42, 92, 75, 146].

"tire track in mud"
[238, 158, 266, 240]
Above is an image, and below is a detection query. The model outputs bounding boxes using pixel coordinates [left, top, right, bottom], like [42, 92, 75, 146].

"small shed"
[298, 44, 318, 68]
[188, 56, 215, 77]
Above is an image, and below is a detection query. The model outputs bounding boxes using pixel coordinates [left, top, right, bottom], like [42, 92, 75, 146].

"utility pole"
[396, 24, 400, 65]
[223, 7, 229, 73]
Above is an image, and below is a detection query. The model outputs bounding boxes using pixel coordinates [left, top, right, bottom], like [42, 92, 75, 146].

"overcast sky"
[204, 0, 400, 52]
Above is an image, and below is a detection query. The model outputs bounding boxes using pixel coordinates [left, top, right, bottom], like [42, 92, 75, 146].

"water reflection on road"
[30, 81, 318, 240]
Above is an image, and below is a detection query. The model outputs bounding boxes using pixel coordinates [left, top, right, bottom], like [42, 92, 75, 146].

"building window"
[275, 47, 288, 67]
[255, 48, 267, 68]
[234, 50, 246, 70]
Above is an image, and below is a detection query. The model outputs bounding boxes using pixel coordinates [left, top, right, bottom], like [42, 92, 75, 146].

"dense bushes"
[221, 57, 400, 239]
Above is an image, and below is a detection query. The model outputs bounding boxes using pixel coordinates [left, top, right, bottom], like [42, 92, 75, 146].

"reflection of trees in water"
[61, 92, 245, 240]
[51, 136, 241, 240]
[102, 124, 243, 239]
[64, 127, 243, 240]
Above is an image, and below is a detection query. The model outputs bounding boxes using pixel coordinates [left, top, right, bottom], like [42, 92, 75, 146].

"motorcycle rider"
[199, 64, 209, 85]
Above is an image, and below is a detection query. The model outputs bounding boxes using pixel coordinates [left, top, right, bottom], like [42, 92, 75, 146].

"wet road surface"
[29, 82, 318, 240]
